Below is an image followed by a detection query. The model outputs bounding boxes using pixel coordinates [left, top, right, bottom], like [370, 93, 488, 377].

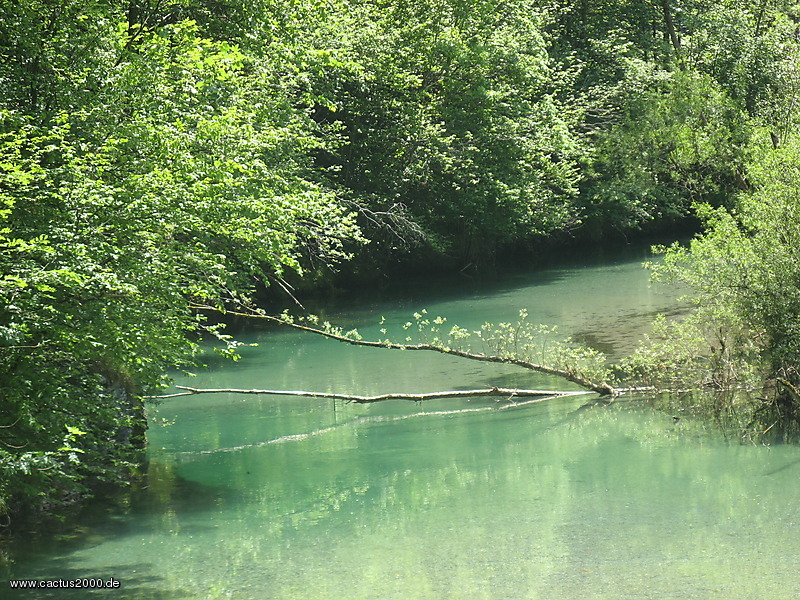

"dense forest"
[1, 0, 800, 525]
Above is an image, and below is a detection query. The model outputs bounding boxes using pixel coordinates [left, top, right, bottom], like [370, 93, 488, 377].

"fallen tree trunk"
[150, 386, 590, 404]
[189, 305, 618, 396]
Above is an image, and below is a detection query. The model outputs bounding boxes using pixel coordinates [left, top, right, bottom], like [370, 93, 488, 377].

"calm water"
[4, 247, 800, 599]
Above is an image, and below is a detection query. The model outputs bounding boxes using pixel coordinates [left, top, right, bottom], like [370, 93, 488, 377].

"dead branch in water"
[149, 386, 591, 404]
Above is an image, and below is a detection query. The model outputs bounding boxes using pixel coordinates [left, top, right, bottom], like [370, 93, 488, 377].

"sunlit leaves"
[629, 134, 800, 434]
[0, 6, 365, 520]
[586, 68, 750, 228]
[304, 0, 583, 265]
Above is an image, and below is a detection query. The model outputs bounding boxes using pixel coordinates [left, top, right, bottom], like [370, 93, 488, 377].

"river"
[4, 244, 800, 599]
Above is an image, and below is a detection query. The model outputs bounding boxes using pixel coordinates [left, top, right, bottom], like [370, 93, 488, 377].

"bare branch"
[0, 417, 21, 429]
[148, 386, 591, 404]
[0, 344, 43, 350]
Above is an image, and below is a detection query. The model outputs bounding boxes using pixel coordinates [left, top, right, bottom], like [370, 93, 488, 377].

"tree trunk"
[660, 0, 681, 56]
[154, 386, 590, 404]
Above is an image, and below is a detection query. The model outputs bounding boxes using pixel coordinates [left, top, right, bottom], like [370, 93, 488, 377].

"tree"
[304, 0, 584, 269]
[623, 134, 800, 435]
[681, 0, 800, 135]
[0, 12, 362, 520]
[583, 68, 751, 232]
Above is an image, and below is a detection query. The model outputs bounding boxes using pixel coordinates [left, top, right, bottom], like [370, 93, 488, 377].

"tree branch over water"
[150, 386, 591, 404]
[188, 305, 619, 396]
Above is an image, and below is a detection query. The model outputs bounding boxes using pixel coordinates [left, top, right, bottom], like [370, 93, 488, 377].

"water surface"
[5, 247, 800, 599]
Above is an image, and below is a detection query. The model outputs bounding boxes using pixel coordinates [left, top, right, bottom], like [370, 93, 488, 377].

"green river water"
[4, 246, 800, 599]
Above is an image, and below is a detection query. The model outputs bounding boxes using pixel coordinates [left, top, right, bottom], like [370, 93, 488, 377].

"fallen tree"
[153, 386, 592, 403]
[181, 305, 621, 398]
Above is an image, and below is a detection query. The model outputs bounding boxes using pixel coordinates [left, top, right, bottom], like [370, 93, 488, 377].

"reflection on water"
[4, 248, 800, 599]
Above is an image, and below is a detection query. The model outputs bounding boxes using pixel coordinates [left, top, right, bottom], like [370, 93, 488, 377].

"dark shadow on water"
[2, 467, 228, 595]
[763, 457, 800, 476]
[570, 303, 693, 360]
[481, 372, 583, 393]
[3, 558, 191, 599]
[229, 236, 686, 336]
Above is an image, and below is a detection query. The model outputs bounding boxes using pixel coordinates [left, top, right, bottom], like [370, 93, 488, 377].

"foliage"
[0, 10, 361, 520]
[621, 313, 762, 393]
[584, 67, 751, 230]
[285, 308, 614, 389]
[682, 1, 800, 133]
[305, 0, 584, 266]
[622, 134, 800, 436]
[538, 0, 800, 236]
